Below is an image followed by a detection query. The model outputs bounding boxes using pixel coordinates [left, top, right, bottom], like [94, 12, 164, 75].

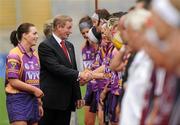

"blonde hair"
[107, 18, 119, 29]
[43, 19, 53, 38]
[171, 0, 180, 11]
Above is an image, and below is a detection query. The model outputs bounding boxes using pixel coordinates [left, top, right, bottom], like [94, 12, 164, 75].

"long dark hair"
[10, 23, 35, 47]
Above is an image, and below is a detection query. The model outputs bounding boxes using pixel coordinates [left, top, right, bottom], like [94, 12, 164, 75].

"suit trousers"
[39, 107, 71, 125]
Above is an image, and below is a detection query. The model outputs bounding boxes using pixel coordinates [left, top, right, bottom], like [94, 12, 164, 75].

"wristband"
[120, 45, 126, 52]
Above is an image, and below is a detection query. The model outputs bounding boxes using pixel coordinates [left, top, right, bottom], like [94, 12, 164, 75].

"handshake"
[79, 69, 93, 85]
[78, 69, 104, 85]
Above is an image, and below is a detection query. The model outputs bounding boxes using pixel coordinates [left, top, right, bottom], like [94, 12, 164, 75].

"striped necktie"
[60, 40, 71, 63]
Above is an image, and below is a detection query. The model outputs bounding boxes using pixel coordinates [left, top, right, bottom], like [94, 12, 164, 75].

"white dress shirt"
[52, 33, 71, 61]
[120, 50, 154, 125]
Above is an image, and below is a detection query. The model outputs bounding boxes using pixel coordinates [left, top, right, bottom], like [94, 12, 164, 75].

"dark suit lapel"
[50, 36, 72, 65]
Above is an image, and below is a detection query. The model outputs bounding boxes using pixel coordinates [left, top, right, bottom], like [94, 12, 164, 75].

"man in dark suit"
[38, 15, 90, 125]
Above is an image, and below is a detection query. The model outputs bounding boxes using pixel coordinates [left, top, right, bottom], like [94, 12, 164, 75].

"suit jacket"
[38, 35, 81, 111]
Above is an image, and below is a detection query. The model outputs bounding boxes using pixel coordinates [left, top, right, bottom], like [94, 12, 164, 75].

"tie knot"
[61, 40, 65, 45]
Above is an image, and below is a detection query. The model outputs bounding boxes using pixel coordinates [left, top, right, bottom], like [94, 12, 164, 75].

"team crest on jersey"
[24, 63, 30, 70]
[82, 54, 86, 60]
[30, 64, 34, 69]
[10, 61, 17, 69]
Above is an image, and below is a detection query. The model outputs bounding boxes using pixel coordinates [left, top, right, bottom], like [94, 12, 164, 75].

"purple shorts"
[6, 93, 40, 124]
[84, 83, 93, 106]
[84, 87, 98, 113]
[107, 93, 120, 123]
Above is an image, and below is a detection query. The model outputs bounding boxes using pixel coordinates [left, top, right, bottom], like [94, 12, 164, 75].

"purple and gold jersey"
[111, 72, 123, 95]
[5, 43, 40, 94]
[91, 46, 103, 71]
[82, 42, 97, 106]
[90, 45, 104, 91]
[103, 44, 123, 95]
[82, 43, 96, 69]
[98, 44, 114, 90]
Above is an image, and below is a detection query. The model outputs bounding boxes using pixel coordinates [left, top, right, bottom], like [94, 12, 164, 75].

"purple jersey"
[90, 46, 104, 91]
[110, 71, 123, 95]
[98, 44, 114, 90]
[82, 44, 96, 69]
[5, 43, 40, 93]
[102, 44, 123, 95]
[82, 43, 97, 105]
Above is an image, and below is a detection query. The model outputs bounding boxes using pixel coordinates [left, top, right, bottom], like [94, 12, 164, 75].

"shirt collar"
[18, 43, 34, 54]
[52, 33, 63, 45]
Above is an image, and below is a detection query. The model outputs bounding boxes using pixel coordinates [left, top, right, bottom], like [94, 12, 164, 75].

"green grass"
[0, 78, 9, 125]
[77, 86, 86, 125]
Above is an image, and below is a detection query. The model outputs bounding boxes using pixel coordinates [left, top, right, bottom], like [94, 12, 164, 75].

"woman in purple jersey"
[93, 17, 126, 125]
[79, 16, 98, 125]
[5, 23, 44, 125]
